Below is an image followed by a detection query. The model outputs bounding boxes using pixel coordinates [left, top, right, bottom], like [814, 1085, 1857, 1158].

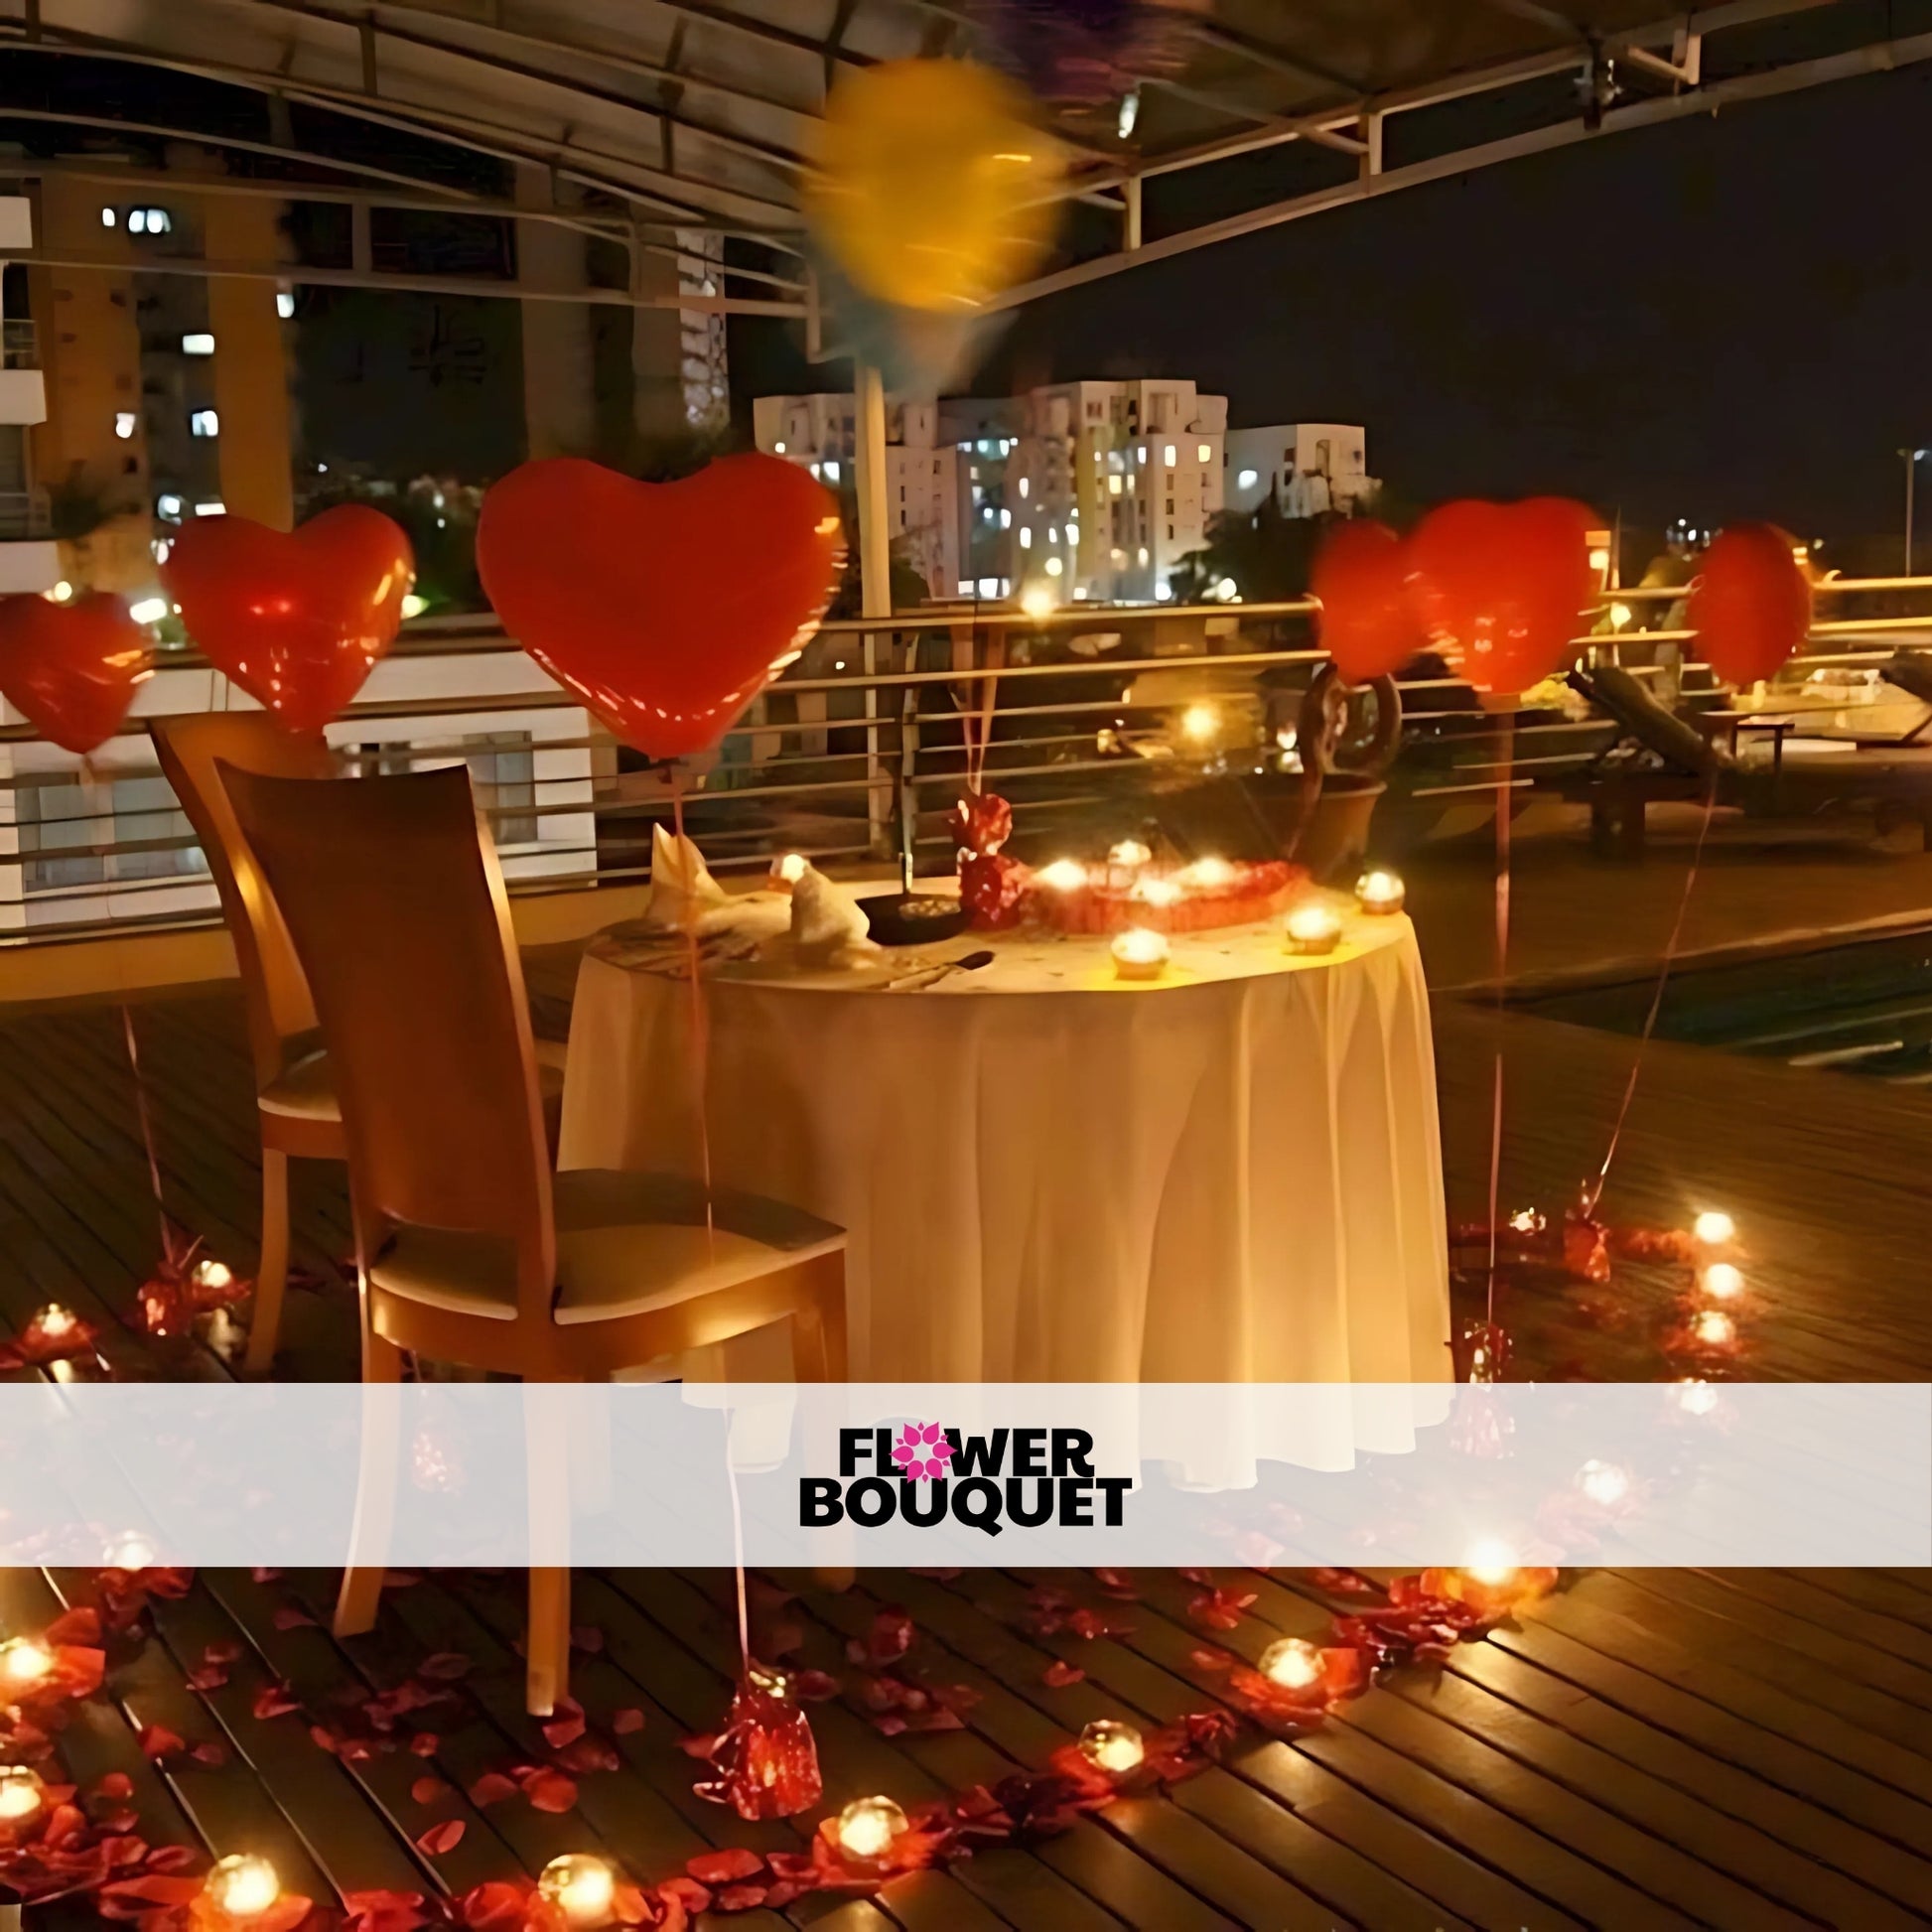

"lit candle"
[1036, 858, 1088, 892]
[1678, 1378, 1719, 1416]
[1107, 839, 1152, 870]
[1462, 1538, 1519, 1589]
[194, 1258, 234, 1293]
[105, 1532, 157, 1574]
[835, 1794, 909, 1863]
[203, 1854, 282, 1923]
[1284, 903, 1341, 956]
[537, 1854, 618, 1929]
[1131, 876, 1180, 909]
[1354, 869, 1406, 915]
[1700, 1262, 1744, 1301]
[1257, 1637, 1323, 1692]
[1077, 1719, 1145, 1775]
[1179, 856, 1234, 890]
[1694, 1309, 1735, 1347]
[1692, 1209, 1735, 1246]
[35, 1304, 76, 1340]
[1110, 927, 1169, 982]
[770, 852, 807, 889]
[0, 1637, 54, 1690]
[0, 1764, 44, 1823]
[1576, 1459, 1630, 1507]
[1179, 701, 1219, 744]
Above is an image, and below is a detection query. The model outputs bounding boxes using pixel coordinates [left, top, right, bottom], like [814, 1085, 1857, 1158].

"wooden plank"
[1783, 1569, 1932, 1633]
[1698, 1569, 1932, 1676]
[1483, 1614, 1932, 1900]
[1446, 1631, 1930, 1928]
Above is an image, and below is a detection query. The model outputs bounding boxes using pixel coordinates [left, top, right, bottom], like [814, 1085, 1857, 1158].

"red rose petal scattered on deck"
[187, 1664, 229, 1693]
[410, 1776, 449, 1805]
[540, 1710, 585, 1750]
[408, 1732, 440, 1757]
[467, 1772, 519, 1807]
[521, 1769, 578, 1813]
[686, 1849, 761, 1885]
[191, 1740, 228, 1767]
[273, 1603, 317, 1630]
[1042, 1660, 1085, 1687]
[612, 1708, 644, 1734]
[137, 1725, 184, 1760]
[252, 1681, 302, 1720]
[414, 1819, 466, 1856]
[416, 1653, 472, 1681]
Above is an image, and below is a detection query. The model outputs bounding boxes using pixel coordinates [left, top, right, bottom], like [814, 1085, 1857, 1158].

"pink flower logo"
[892, 1422, 952, 1482]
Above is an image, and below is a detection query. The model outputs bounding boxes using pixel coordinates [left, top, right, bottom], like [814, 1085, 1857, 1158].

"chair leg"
[526, 1568, 571, 1718]
[244, 1146, 291, 1375]
[335, 1324, 405, 1639]
[791, 1253, 849, 1384]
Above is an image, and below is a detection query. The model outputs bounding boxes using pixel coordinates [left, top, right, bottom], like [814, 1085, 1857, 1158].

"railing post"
[854, 359, 894, 857]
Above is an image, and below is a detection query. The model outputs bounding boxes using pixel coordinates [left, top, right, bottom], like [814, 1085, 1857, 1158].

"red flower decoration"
[692, 1668, 821, 1821]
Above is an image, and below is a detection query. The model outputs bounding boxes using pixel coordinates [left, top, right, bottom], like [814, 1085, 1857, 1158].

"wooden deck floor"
[7, 1559, 1932, 1931]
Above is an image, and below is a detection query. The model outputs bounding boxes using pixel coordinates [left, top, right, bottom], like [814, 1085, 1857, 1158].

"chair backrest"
[149, 714, 335, 1090]
[221, 762, 557, 1310]
[1573, 664, 1732, 779]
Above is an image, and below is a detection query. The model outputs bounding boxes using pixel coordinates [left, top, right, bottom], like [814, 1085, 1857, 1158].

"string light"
[1077, 1719, 1145, 1774]
[537, 1854, 618, 1928]
[1110, 928, 1170, 982]
[1577, 1459, 1630, 1507]
[835, 1794, 909, 1863]
[0, 1764, 44, 1823]
[1462, 1538, 1519, 1588]
[203, 1854, 282, 1922]
[1256, 1637, 1323, 1692]
[0, 1637, 54, 1690]
[1692, 1210, 1735, 1246]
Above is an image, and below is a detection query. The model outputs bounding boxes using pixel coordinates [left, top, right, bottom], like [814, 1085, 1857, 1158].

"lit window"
[129, 597, 169, 625]
[1137, 546, 1149, 566]
[113, 412, 137, 441]
[978, 576, 999, 596]
[1017, 478, 1029, 498]
[1109, 474, 1122, 495]
[1238, 469, 1259, 488]
[823, 459, 840, 483]
[958, 581, 974, 597]
[1164, 444, 1176, 467]
[276, 290, 296, 320]
[1198, 443, 1212, 463]
[128, 208, 147, 235]
[1019, 527, 1033, 549]
[999, 507, 1011, 528]
[1047, 526, 1059, 544]
[156, 493, 183, 519]
[181, 333, 214, 356]
[194, 500, 224, 516]
[1155, 580, 1173, 601]
[190, 409, 219, 438]
[773, 440, 786, 455]
[101, 207, 116, 229]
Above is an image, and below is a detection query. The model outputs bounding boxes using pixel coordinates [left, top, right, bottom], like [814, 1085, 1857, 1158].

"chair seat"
[366, 1169, 845, 1325]
[261, 1036, 568, 1124]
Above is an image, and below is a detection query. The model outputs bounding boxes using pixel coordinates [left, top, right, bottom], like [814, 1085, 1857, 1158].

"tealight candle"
[194, 1258, 234, 1293]
[1577, 1459, 1630, 1507]
[36, 1303, 76, 1339]
[105, 1532, 157, 1574]
[1131, 876, 1180, 908]
[770, 852, 807, 889]
[1678, 1378, 1720, 1416]
[1692, 1209, 1735, 1247]
[1110, 927, 1169, 982]
[537, 1854, 618, 1929]
[835, 1794, 909, 1863]
[1036, 858, 1088, 892]
[1700, 1262, 1744, 1301]
[1180, 856, 1234, 890]
[0, 1764, 44, 1823]
[1354, 868, 1406, 915]
[0, 1637, 54, 1690]
[1107, 838, 1151, 870]
[1257, 1637, 1323, 1692]
[204, 1854, 282, 1923]
[1077, 1719, 1145, 1775]
[1694, 1309, 1735, 1347]
[1462, 1538, 1519, 1588]
[1284, 903, 1341, 955]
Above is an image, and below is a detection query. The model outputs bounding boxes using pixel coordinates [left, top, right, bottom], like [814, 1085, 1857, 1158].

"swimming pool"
[1522, 924, 1932, 1084]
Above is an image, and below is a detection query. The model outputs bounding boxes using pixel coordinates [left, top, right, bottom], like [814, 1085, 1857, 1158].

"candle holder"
[0, 1637, 53, 1691]
[537, 1854, 618, 1929]
[1256, 1637, 1323, 1692]
[1077, 1719, 1145, 1775]
[1110, 926, 1170, 982]
[1284, 902, 1341, 956]
[835, 1794, 910, 1863]
[204, 1854, 283, 1924]
[0, 1764, 44, 1825]
[1354, 868, 1406, 915]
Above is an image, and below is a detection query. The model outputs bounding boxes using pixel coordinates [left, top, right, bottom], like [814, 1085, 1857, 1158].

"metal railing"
[0, 487, 49, 539]
[1, 575, 1930, 948]
[0, 318, 36, 370]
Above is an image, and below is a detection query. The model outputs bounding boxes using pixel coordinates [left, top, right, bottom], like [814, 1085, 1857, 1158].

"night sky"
[738, 59, 1932, 549]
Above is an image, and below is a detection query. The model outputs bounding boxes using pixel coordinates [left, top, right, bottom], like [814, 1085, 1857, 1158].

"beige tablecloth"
[560, 893, 1450, 1385]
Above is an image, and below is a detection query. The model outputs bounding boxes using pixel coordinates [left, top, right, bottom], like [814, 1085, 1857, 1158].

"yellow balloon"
[808, 60, 1066, 314]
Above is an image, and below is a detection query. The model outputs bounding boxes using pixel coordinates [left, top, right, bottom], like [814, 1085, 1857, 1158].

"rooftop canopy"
[2, 0, 1926, 316]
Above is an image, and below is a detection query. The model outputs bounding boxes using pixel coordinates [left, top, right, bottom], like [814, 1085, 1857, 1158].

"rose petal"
[612, 1708, 644, 1734]
[1042, 1660, 1085, 1688]
[416, 1652, 473, 1681]
[410, 1775, 450, 1804]
[686, 1848, 762, 1885]
[415, 1818, 466, 1855]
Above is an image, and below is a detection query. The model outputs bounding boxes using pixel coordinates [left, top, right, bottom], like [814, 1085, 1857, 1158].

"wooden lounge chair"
[151, 715, 568, 1371]
[222, 760, 847, 1714]
[1873, 647, 1932, 747]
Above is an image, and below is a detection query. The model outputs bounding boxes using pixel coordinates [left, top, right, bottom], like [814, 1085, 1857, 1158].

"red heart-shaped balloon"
[1405, 496, 1597, 697]
[1690, 523, 1811, 687]
[476, 455, 845, 760]
[161, 506, 415, 734]
[1312, 519, 1419, 685]
[0, 592, 151, 755]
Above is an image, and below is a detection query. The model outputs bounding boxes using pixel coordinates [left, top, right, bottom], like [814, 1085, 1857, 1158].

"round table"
[559, 890, 1450, 1386]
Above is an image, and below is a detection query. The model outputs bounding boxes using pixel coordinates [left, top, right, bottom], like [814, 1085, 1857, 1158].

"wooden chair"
[149, 715, 565, 1373]
[221, 761, 848, 1714]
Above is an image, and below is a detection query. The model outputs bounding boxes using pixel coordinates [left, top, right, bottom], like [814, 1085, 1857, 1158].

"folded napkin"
[640, 822, 737, 935]
[789, 863, 879, 968]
